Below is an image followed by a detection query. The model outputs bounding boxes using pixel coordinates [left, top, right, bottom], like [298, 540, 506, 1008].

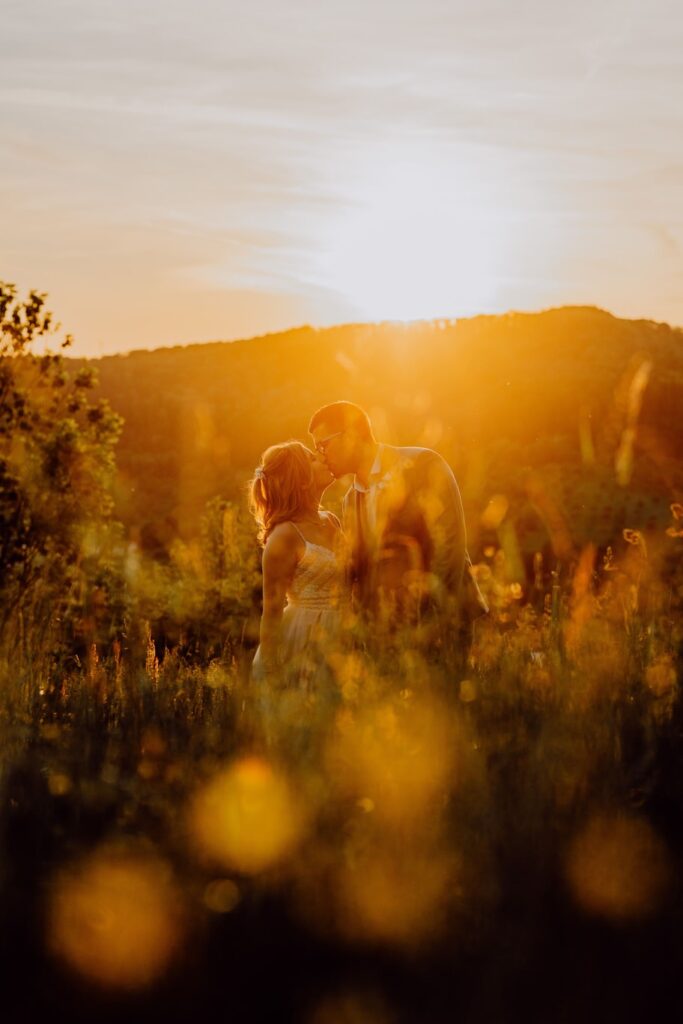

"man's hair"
[308, 401, 374, 441]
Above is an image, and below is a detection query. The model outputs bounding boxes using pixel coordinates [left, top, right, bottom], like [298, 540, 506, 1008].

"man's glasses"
[314, 430, 344, 455]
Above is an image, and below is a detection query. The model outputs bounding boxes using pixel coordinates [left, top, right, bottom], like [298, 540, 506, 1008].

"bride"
[249, 441, 345, 694]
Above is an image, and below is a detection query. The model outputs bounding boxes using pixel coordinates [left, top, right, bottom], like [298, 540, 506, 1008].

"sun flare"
[311, 144, 511, 321]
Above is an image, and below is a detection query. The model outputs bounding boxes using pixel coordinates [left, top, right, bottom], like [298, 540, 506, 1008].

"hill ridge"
[68, 305, 681, 365]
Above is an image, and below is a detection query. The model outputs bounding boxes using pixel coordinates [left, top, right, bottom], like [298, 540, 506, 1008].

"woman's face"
[306, 447, 334, 494]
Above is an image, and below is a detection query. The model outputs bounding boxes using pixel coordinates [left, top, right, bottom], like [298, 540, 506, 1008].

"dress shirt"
[352, 444, 385, 539]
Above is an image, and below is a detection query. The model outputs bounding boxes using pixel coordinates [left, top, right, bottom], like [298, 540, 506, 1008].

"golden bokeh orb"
[47, 848, 182, 990]
[564, 813, 671, 922]
[188, 756, 305, 874]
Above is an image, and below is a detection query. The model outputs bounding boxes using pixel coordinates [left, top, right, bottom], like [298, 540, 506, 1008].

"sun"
[310, 142, 510, 322]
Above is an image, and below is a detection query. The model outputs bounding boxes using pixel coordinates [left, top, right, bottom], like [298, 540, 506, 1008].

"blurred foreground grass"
[1, 529, 682, 1024]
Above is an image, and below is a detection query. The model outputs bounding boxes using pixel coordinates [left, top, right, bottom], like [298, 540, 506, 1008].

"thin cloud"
[1, 0, 682, 352]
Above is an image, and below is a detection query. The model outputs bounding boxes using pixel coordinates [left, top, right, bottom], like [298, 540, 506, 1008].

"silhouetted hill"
[70, 306, 683, 568]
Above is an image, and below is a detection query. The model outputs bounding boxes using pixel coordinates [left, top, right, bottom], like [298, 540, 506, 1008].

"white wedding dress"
[251, 520, 344, 691]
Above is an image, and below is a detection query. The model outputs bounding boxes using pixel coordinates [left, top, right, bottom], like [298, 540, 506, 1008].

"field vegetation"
[1, 283, 682, 1023]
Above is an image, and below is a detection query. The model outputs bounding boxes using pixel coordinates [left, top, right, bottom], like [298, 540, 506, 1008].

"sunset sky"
[2, 0, 682, 356]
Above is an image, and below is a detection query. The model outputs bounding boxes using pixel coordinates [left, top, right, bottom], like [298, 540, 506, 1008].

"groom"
[308, 401, 487, 641]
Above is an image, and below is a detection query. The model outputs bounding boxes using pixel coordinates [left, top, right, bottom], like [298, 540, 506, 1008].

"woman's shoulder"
[263, 522, 305, 562]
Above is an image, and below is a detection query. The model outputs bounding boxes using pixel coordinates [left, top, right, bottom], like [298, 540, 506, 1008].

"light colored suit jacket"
[341, 444, 488, 621]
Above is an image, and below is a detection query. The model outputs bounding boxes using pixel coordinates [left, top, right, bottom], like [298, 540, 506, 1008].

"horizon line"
[62, 302, 681, 362]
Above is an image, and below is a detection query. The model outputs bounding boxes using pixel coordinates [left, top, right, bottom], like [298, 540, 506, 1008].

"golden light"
[188, 756, 306, 874]
[325, 697, 455, 826]
[47, 771, 72, 797]
[459, 679, 477, 703]
[480, 494, 509, 531]
[334, 845, 455, 947]
[564, 813, 671, 921]
[645, 655, 677, 697]
[47, 848, 182, 990]
[203, 878, 241, 914]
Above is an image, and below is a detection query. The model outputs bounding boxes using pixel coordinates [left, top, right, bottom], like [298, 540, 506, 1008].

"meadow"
[1, 284, 683, 1023]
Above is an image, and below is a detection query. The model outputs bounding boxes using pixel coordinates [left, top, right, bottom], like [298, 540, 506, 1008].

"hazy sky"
[2, 0, 682, 355]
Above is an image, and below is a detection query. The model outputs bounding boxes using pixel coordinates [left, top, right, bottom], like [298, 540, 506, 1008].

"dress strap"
[289, 521, 308, 543]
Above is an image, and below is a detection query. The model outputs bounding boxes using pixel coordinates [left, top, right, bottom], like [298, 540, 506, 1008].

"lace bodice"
[287, 539, 343, 612]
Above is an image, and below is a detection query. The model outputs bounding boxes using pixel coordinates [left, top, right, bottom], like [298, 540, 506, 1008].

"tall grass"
[0, 520, 681, 1022]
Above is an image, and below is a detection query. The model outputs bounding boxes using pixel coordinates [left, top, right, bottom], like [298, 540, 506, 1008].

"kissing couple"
[249, 401, 488, 693]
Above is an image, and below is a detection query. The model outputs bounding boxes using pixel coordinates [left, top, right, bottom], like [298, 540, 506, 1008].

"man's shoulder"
[384, 446, 459, 496]
[385, 445, 447, 472]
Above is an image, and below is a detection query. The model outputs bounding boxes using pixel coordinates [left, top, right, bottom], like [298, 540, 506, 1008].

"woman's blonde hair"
[248, 441, 318, 545]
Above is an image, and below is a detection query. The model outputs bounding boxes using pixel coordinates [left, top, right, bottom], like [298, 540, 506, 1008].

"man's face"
[305, 446, 335, 491]
[310, 422, 358, 478]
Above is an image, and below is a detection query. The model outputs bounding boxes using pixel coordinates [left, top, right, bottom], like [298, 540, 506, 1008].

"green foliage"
[120, 497, 261, 663]
[0, 283, 123, 680]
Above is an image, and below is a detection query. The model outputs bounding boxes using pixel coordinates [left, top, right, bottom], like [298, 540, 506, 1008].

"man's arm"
[413, 451, 467, 600]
